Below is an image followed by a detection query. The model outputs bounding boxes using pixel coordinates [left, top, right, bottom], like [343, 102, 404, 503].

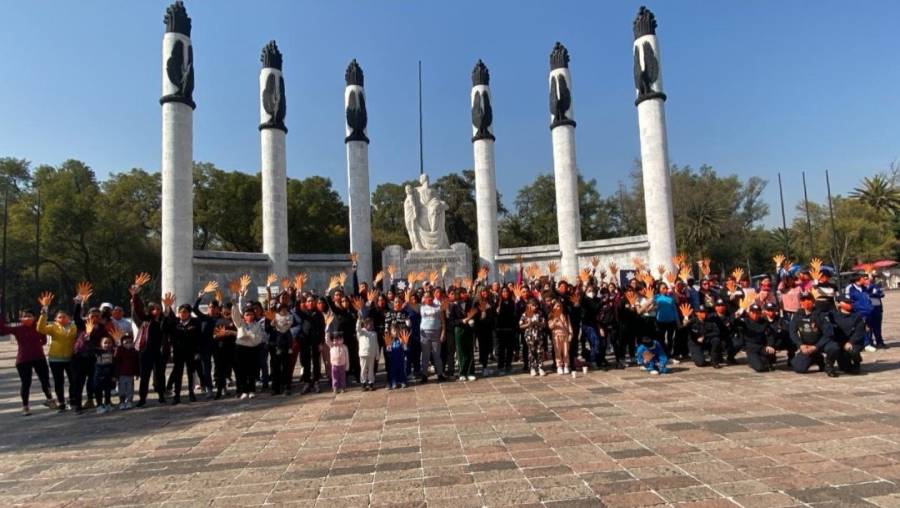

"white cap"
[100, 302, 113, 311]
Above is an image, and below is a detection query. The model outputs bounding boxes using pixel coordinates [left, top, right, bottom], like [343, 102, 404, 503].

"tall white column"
[160, 1, 195, 302]
[633, 6, 676, 271]
[344, 60, 373, 284]
[470, 60, 498, 281]
[548, 42, 582, 281]
[259, 41, 289, 278]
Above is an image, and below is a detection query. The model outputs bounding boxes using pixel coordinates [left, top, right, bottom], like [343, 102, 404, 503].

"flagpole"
[418, 60, 424, 176]
[801, 171, 815, 257]
[777, 172, 789, 259]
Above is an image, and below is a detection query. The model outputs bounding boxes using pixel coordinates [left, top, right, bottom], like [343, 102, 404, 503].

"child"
[547, 301, 572, 375]
[356, 312, 379, 391]
[326, 321, 349, 394]
[635, 335, 669, 375]
[114, 333, 140, 409]
[94, 336, 116, 413]
[386, 325, 409, 389]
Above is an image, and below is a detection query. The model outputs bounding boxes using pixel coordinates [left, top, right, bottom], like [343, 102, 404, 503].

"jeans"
[118, 376, 134, 404]
[420, 329, 443, 378]
[16, 359, 51, 407]
[49, 360, 74, 407]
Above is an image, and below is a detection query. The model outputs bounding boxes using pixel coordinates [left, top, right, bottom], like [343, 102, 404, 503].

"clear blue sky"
[1, 1, 897, 228]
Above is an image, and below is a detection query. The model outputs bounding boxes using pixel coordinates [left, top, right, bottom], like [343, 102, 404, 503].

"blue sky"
[1, 1, 897, 228]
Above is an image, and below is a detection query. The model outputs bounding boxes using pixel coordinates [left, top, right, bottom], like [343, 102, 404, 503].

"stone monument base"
[381, 243, 472, 291]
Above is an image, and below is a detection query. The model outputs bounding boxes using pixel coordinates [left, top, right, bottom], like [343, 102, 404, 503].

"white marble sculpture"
[404, 174, 450, 251]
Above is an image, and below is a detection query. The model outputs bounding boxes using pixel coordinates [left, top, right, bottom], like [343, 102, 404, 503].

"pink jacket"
[329, 342, 348, 367]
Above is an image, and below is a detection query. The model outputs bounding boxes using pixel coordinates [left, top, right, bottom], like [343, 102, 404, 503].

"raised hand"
[399, 329, 411, 345]
[477, 266, 489, 281]
[498, 264, 509, 277]
[699, 258, 711, 277]
[266, 273, 278, 287]
[239, 274, 252, 294]
[639, 271, 654, 287]
[672, 254, 687, 268]
[679, 303, 693, 318]
[440, 264, 448, 277]
[387, 264, 397, 278]
[280, 277, 291, 290]
[591, 256, 600, 268]
[547, 261, 558, 274]
[608, 262, 618, 276]
[37, 291, 54, 307]
[350, 251, 358, 264]
[657, 264, 667, 276]
[109, 326, 124, 343]
[862, 263, 875, 276]
[162, 292, 176, 309]
[428, 270, 439, 285]
[739, 294, 754, 310]
[338, 272, 347, 287]
[773, 254, 785, 269]
[624, 292, 636, 306]
[678, 266, 691, 283]
[350, 296, 363, 311]
[579, 268, 591, 284]
[731, 268, 744, 282]
[642, 287, 654, 300]
[327, 275, 340, 292]
[202, 280, 219, 295]
[407, 272, 416, 285]
[631, 256, 645, 271]
[133, 272, 151, 292]
[570, 292, 582, 306]
[228, 279, 241, 296]
[76, 281, 93, 302]
[665, 272, 676, 285]
[294, 272, 308, 291]
[374, 271, 384, 285]
[214, 290, 223, 304]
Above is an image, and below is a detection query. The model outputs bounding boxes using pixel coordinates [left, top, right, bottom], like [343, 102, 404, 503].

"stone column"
[548, 42, 581, 281]
[259, 41, 288, 278]
[633, 6, 676, 271]
[344, 60, 373, 284]
[470, 60, 498, 281]
[160, 1, 195, 302]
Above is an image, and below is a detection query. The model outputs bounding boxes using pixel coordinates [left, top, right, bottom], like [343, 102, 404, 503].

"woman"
[519, 298, 546, 376]
[36, 292, 77, 411]
[654, 283, 678, 358]
[1, 302, 54, 415]
[547, 300, 572, 374]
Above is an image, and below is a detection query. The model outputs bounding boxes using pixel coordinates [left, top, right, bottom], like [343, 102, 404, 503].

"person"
[635, 335, 668, 375]
[231, 275, 267, 400]
[1, 300, 55, 416]
[386, 325, 409, 389]
[654, 283, 678, 359]
[131, 278, 168, 407]
[192, 282, 221, 397]
[832, 295, 865, 374]
[114, 332, 140, 409]
[762, 302, 796, 367]
[326, 314, 349, 394]
[713, 299, 737, 364]
[211, 306, 236, 399]
[473, 291, 495, 376]
[36, 292, 77, 412]
[845, 273, 877, 352]
[268, 303, 296, 395]
[547, 300, 572, 375]
[93, 335, 116, 414]
[418, 291, 445, 383]
[295, 294, 324, 393]
[519, 298, 546, 377]
[734, 304, 774, 372]
[352, 297, 378, 390]
[682, 304, 722, 368]
[790, 292, 839, 377]
[162, 299, 202, 405]
[448, 288, 477, 381]
[495, 287, 517, 375]
[812, 268, 839, 315]
[777, 274, 801, 321]
[403, 293, 422, 378]
[866, 275, 886, 349]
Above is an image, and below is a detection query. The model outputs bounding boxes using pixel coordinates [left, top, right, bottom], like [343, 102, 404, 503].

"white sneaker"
[248, 393, 255, 399]
[671, 358, 681, 365]
[530, 369, 537, 377]
[458, 377, 466, 382]
[650, 370, 659, 375]
[240, 393, 248, 400]
[467, 375, 476, 381]
[563, 367, 570, 374]
[557, 367, 564, 375]
[865, 345, 877, 353]
[538, 368, 546, 377]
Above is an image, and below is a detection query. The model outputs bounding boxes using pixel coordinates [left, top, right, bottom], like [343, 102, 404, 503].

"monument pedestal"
[382, 243, 472, 290]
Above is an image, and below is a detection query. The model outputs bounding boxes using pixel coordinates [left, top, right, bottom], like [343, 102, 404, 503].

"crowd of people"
[3, 252, 889, 416]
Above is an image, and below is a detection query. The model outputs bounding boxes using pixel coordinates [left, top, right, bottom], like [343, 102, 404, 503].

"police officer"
[763, 302, 795, 367]
[681, 304, 722, 368]
[734, 303, 771, 372]
[789, 292, 839, 377]
[713, 298, 737, 364]
[832, 294, 865, 374]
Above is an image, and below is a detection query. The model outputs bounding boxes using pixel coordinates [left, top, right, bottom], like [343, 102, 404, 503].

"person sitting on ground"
[635, 335, 668, 375]
[681, 304, 723, 368]
[832, 294, 866, 374]
[790, 291, 839, 377]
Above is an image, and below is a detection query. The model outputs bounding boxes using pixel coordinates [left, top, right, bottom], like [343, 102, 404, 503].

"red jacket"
[0, 315, 47, 365]
[114, 346, 140, 377]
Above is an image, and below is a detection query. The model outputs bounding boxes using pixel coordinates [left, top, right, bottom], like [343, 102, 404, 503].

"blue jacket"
[654, 294, 677, 323]
[845, 284, 874, 316]
[636, 340, 669, 373]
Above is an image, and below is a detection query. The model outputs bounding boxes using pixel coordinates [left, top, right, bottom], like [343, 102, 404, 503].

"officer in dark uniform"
[713, 298, 737, 363]
[683, 305, 722, 368]
[789, 292, 839, 377]
[734, 304, 772, 372]
[832, 294, 866, 374]
[763, 302, 795, 367]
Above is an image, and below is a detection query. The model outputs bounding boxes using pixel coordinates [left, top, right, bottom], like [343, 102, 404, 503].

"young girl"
[547, 300, 572, 375]
[355, 307, 379, 391]
[386, 325, 408, 389]
[519, 298, 546, 377]
[94, 336, 116, 413]
[114, 332, 140, 409]
[325, 313, 349, 393]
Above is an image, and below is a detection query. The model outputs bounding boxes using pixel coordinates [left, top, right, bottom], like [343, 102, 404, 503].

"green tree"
[286, 176, 349, 254]
[193, 162, 261, 252]
[849, 174, 900, 217]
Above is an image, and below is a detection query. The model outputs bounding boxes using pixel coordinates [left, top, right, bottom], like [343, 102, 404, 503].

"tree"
[285, 176, 348, 254]
[193, 162, 261, 252]
[849, 174, 900, 217]
[371, 181, 415, 261]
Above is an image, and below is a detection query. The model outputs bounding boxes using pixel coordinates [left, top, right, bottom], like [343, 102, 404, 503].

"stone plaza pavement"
[0, 295, 899, 507]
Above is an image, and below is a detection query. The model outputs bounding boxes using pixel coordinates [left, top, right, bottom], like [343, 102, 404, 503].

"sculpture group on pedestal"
[404, 174, 450, 251]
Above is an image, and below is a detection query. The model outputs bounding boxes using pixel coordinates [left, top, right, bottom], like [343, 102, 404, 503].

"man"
[713, 298, 737, 364]
[832, 294, 865, 374]
[131, 284, 168, 406]
[294, 295, 324, 393]
[734, 304, 772, 372]
[162, 302, 202, 404]
[763, 302, 796, 367]
[683, 305, 722, 368]
[789, 292, 839, 377]
[192, 287, 220, 397]
[447, 288, 476, 381]
[845, 273, 875, 352]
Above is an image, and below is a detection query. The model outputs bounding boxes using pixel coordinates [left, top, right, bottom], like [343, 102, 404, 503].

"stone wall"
[192, 250, 352, 301]
[495, 235, 650, 284]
